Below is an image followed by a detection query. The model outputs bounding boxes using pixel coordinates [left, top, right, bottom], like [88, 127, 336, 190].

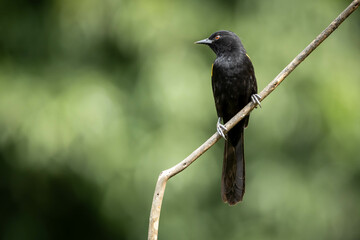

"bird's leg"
[216, 117, 227, 140]
[251, 94, 262, 108]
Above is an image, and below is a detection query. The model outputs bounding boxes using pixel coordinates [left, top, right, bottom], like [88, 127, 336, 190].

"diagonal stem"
[148, 1, 360, 239]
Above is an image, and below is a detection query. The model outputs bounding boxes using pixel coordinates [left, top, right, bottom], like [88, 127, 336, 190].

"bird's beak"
[194, 38, 213, 45]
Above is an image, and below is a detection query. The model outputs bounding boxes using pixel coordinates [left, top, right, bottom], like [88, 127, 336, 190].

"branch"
[148, 1, 360, 239]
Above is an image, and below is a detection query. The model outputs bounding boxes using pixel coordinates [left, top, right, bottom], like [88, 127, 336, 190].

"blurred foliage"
[0, 0, 360, 239]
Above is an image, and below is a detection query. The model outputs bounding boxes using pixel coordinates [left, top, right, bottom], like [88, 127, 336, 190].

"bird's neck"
[216, 47, 246, 59]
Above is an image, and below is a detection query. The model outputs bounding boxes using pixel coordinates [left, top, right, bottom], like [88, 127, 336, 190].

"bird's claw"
[217, 118, 227, 140]
[251, 94, 262, 108]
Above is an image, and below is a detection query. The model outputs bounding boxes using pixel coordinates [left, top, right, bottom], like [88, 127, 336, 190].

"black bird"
[196, 30, 261, 205]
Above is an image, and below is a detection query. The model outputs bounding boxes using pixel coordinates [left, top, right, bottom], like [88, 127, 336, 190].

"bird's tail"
[221, 128, 245, 205]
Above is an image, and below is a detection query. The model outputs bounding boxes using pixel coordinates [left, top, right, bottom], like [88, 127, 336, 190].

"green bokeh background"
[1, 0, 360, 239]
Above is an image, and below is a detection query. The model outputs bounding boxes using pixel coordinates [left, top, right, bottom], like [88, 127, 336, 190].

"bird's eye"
[215, 35, 221, 40]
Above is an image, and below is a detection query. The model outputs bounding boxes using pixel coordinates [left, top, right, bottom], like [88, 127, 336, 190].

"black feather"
[197, 30, 258, 205]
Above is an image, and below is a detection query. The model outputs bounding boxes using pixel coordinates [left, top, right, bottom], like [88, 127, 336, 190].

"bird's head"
[195, 30, 244, 56]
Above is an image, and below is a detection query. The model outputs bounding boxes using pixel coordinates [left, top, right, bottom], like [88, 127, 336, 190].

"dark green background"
[1, 0, 360, 239]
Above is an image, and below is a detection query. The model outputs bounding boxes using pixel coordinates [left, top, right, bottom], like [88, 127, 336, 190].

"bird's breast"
[212, 55, 251, 102]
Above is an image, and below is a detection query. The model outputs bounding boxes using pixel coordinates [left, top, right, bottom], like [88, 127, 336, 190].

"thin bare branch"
[148, 1, 360, 239]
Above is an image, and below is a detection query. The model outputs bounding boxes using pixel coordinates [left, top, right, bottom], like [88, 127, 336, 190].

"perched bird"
[195, 30, 261, 205]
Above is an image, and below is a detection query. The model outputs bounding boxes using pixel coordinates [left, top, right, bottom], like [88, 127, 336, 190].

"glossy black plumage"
[196, 30, 258, 205]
